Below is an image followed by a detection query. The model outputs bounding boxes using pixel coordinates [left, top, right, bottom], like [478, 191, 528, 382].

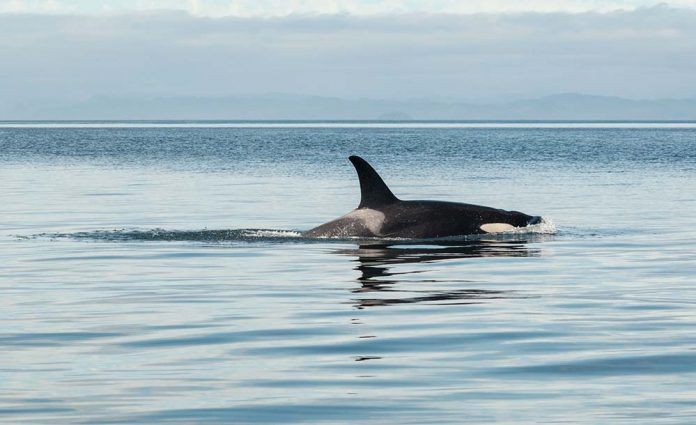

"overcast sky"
[1, 0, 696, 114]
[4, 0, 696, 15]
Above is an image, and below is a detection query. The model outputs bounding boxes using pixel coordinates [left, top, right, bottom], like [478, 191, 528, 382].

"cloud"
[2, 0, 696, 16]
[0, 5, 695, 116]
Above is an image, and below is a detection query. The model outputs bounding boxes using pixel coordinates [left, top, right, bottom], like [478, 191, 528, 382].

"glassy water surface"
[1, 123, 696, 423]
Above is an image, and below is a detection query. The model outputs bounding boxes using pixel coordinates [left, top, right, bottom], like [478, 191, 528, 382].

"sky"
[1, 0, 696, 116]
[3, 0, 696, 15]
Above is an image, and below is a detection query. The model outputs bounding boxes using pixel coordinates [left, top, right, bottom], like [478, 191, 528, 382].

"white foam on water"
[502, 217, 557, 235]
[241, 229, 303, 238]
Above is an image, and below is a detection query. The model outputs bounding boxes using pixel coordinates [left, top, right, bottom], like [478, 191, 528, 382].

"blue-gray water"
[2, 123, 696, 424]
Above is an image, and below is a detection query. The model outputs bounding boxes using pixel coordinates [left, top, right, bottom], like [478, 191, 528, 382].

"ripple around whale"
[28, 218, 556, 244]
[25, 226, 552, 310]
[29, 228, 306, 243]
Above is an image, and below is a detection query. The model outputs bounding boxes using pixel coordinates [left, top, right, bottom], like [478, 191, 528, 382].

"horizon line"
[2, 120, 696, 129]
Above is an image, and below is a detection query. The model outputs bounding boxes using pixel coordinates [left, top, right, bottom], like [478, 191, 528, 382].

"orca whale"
[304, 156, 541, 239]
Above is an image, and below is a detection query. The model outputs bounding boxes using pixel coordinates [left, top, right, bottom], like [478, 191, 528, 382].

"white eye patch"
[480, 223, 516, 233]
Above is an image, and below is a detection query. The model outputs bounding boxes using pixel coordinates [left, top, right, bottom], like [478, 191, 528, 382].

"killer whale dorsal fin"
[349, 156, 399, 208]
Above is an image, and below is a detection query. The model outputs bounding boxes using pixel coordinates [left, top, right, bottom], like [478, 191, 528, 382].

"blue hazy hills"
[8, 93, 696, 120]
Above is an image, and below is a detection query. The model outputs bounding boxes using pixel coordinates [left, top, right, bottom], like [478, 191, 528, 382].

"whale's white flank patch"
[480, 223, 516, 233]
[344, 208, 386, 235]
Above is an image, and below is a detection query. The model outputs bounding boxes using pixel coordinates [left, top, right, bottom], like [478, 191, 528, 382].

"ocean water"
[1, 122, 696, 424]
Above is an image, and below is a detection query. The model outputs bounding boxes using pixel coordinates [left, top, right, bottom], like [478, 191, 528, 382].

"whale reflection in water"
[333, 240, 541, 309]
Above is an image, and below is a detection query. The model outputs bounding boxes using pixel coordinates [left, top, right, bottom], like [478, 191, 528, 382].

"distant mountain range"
[8, 93, 696, 120]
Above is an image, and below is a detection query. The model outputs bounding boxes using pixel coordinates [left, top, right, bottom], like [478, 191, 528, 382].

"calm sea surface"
[2, 123, 696, 424]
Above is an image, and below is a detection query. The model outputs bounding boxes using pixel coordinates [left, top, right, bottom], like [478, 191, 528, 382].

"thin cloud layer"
[1, 6, 695, 116]
[3, 0, 696, 16]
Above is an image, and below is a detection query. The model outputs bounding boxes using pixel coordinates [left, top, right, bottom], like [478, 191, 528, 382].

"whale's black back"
[377, 200, 533, 238]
